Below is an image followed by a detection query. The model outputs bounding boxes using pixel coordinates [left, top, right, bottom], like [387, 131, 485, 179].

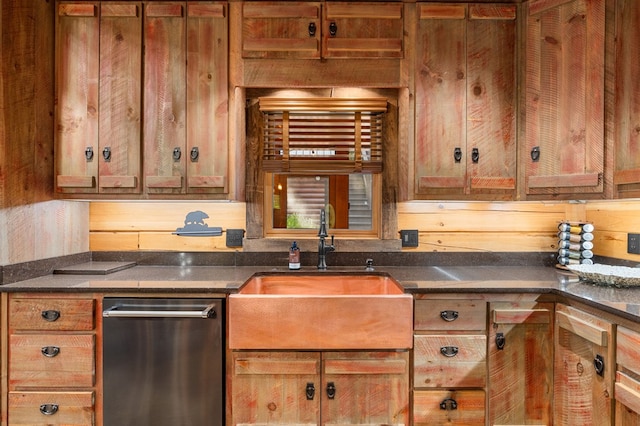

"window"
[252, 96, 390, 239]
[264, 172, 380, 237]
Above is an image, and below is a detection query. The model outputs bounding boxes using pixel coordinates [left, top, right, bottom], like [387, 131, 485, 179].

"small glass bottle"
[289, 241, 301, 270]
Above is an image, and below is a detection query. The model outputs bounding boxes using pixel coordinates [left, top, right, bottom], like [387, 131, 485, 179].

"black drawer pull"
[440, 310, 459, 322]
[41, 346, 60, 358]
[440, 346, 459, 357]
[41, 310, 60, 322]
[40, 404, 59, 416]
[440, 398, 458, 410]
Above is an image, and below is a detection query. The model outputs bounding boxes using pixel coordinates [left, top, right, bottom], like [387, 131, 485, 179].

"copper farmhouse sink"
[228, 272, 413, 350]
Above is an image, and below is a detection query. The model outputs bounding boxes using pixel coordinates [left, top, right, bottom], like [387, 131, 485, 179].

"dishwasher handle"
[103, 304, 216, 319]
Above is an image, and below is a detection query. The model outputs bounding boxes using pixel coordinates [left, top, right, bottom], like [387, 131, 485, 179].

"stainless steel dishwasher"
[102, 298, 224, 426]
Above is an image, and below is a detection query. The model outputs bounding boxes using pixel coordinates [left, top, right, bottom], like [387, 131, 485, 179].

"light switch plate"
[628, 233, 640, 254]
[400, 230, 419, 248]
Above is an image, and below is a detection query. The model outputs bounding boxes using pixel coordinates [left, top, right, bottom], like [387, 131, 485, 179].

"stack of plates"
[567, 264, 640, 288]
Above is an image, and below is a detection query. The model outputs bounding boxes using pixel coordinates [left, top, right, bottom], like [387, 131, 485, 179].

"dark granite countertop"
[2, 264, 640, 323]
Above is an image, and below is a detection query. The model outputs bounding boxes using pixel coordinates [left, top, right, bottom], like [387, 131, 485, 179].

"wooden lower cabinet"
[554, 303, 615, 426]
[488, 302, 554, 425]
[230, 350, 409, 425]
[7, 294, 98, 426]
[615, 326, 640, 424]
[413, 297, 487, 425]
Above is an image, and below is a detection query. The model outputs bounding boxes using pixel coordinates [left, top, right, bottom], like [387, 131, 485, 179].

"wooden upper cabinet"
[144, 3, 187, 194]
[614, 0, 640, 198]
[524, 0, 605, 198]
[414, 3, 517, 200]
[322, 2, 403, 59]
[56, 1, 228, 198]
[56, 2, 142, 195]
[186, 3, 229, 194]
[143, 2, 229, 195]
[242, 2, 322, 59]
[55, 2, 100, 194]
[242, 2, 403, 60]
[99, 3, 143, 194]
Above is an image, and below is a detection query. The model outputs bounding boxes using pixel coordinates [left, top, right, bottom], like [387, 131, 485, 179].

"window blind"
[259, 98, 387, 173]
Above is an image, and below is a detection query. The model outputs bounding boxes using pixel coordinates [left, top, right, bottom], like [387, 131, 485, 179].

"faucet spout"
[317, 209, 335, 269]
[318, 209, 328, 238]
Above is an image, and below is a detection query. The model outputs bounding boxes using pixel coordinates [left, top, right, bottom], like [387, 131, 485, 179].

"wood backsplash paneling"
[89, 200, 640, 263]
[586, 201, 640, 261]
[89, 202, 246, 251]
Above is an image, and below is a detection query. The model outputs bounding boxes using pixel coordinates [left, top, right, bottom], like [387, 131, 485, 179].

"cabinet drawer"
[10, 334, 95, 388]
[9, 298, 95, 331]
[415, 300, 486, 331]
[618, 326, 640, 376]
[8, 391, 94, 425]
[414, 390, 485, 425]
[414, 335, 486, 388]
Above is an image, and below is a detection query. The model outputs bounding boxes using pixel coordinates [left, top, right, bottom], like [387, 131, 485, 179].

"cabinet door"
[615, 372, 640, 425]
[231, 351, 321, 425]
[322, 351, 409, 425]
[242, 2, 321, 59]
[613, 0, 640, 197]
[144, 2, 187, 194]
[615, 327, 640, 424]
[524, 0, 605, 197]
[466, 4, 516, 196]
[554, 304, 614, 425]
[489, 302, 553, 425]
[415, 4, 467, 196]
[322, 2, 403, 59]
[99, 3, 142, 194]
[55, 2, 99, 194]
[186, 3, 229, 194]
[415, 4, 516, 199]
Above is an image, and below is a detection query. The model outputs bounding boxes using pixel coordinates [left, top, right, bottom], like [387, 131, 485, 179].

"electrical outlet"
[628, 233, 640, 254]
[400, 230, 419, 248]
[226, 229, 245, 248]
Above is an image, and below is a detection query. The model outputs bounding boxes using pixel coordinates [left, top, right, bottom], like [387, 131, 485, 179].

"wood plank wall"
[0, 201, 88, 265]
[586, 201, 640, 262]
[89, 202, 246, 251]
[89, 201, 572, 254]
[397, 201, 574, 253]
[0, 0, 55, 207]
[89, 200, 640, 263]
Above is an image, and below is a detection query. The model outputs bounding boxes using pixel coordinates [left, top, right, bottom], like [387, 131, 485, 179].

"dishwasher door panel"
[102, 298, 224, 426]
